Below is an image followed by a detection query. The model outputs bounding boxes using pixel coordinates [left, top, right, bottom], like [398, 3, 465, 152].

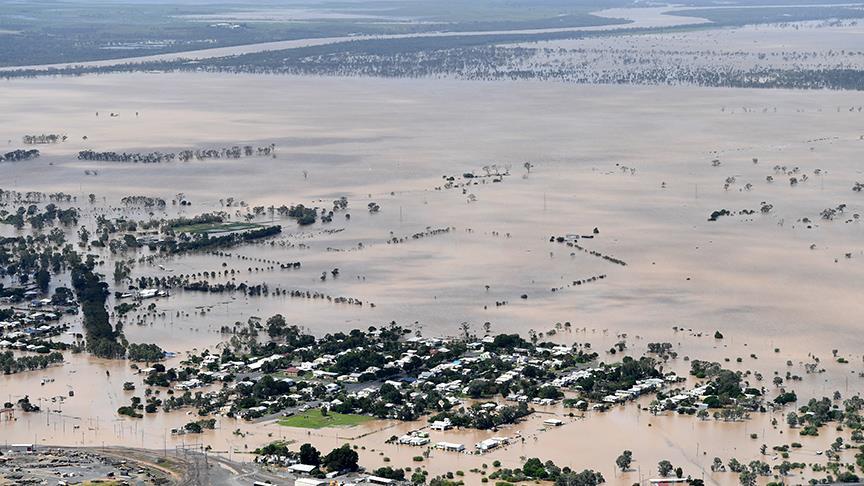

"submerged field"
[1, 72, 862, 348]
[278, 410, 373, 429]
[0, 70, 863, 483]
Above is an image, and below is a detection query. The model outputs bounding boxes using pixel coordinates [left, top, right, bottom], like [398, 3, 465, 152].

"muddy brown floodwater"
[1, 72, 863, 484]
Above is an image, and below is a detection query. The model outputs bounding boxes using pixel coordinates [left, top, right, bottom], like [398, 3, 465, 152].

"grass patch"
[277, 410, 372, 429]
[173, 222, 262, 235]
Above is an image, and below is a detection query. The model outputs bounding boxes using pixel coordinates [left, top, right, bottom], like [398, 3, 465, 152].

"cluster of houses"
[0, 309, 68, 353]
[395, 430, 432, 447]
[0, 339, 51, 353]
[650, 383, 713, 412]
[1, 310, 62, 329]
[601, 377, 672, 404]
[1, 285, 76, 309]
[149, 331, 684, 459]
[504, 393, 559, 406]
[393, 428, 512, 455]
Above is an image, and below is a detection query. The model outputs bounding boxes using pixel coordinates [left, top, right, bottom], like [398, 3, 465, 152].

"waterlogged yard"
[278, 410, 373, 429]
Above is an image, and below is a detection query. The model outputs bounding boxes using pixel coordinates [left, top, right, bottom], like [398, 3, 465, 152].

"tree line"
[71, 261, 126, 358]
[1, 149, 40, 163]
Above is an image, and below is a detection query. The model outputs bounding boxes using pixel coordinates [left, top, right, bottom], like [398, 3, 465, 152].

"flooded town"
[2, 0, 864, 485]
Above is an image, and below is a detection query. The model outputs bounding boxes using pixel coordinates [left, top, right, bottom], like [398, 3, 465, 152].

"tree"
[739, 471, 756, 486]
[616, 450, 633, 471]
[459, 321, 471, 339]
[322, 444, 358, 472]
[836, 472, 860, 483]
[555, 470, 605, 486]
[774, 391, 797, 405]
[78, 226, 90, 246]
[523, 457, 547, 479]
[373, 467, 406, 480]
[299, 443, 321, 466]
[127, 343, 165, 362]
[713, 369, 743, 399]
[267, 314, 287, 338]
[35, 268, 50, 293]
[411, 470, 427, 485]
[658, 460, 673, 477]
[728, 458, 745, 473]
[786, 412, 799, 428]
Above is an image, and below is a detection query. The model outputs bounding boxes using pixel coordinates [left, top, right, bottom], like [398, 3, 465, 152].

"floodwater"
[519, 18, 864, 53]
[1, 72, 863, 483]
[509, 19, 864, 73]
[0, 6, 710, 72]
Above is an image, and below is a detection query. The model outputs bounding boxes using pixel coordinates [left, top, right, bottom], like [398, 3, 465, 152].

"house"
[174, 379, 202, 391]
[247, 355, 282, 371]
[367, 476, 396, 485]
[543, 418, 564, 427]
[311, 370, 338, 378]
[8, 444, 35, 453]
[430, 418, 452, 431]
[398, 435, 430, 446]
[138, 289, 167, 299]
[436, 442, 465, 452]
[475, 438, 500, 451]
[288, 463, 318, 474]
